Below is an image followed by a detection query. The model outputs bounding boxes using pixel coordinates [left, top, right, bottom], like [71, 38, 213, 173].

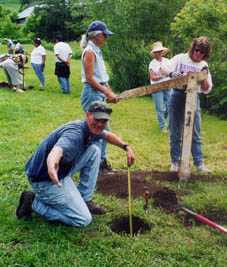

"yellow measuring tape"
[127, 166, 133, 236]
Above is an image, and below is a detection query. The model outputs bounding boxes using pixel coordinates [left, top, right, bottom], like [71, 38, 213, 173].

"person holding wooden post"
[149, 41, 171, 133]
[80, 21, 118, 173]
[168, 36, 212, 173]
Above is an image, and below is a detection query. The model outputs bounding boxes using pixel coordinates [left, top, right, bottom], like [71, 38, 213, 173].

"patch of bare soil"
[152, 187, 179, 212]
[110, 215, 152, 235]
[0, 82, 10, 88]
[99, 170, 227, 184]
[152, 188, 227, 229]
[97, 171, 162, 199]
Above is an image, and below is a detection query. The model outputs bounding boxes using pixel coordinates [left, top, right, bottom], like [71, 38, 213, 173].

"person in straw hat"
[149, 41, 171, 133]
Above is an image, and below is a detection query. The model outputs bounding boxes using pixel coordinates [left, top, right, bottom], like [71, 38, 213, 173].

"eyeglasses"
[194, 48, 205, 55]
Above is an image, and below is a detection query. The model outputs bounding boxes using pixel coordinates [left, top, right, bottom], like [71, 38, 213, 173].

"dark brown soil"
[110, 215, 152, 235]
[98, 170, 227, 185]
[0, 82, 10, 88]
[98, 170, 227, 230]
[97, 171, 162, 199]
[152, 187, 179, 212]
[152, 188, 227, 228]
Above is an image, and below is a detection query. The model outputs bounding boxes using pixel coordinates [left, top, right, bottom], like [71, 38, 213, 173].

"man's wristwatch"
[122, 144, 129, 151]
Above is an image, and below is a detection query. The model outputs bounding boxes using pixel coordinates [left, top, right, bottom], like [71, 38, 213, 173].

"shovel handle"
[194, 214, 227, 234]
[182, 207, 227, 234]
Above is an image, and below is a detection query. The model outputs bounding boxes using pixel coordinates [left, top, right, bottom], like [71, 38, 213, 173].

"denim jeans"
[152, 89, 171, 129]
[30, 144, 101, 227]
[57, 77, 70, 94]
[31, 63, 45, 87]
[169, 89, 203, 166]
[81, 83, 108, 161]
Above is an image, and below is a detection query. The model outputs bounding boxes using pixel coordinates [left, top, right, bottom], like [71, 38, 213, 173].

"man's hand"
[126, 146, 135, 166]
[47, 146, 63, 187]
[47, 162, 62, 187]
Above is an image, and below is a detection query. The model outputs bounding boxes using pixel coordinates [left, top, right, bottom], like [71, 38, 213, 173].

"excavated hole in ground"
[110, 215, 152, 235]
[97, 171, 227, 230]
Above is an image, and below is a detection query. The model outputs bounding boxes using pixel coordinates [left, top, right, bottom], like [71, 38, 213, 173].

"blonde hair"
[80, 30, 103, 50]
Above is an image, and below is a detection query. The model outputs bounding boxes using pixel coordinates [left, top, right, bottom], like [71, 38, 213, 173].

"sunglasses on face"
[194, 48, 206, 55]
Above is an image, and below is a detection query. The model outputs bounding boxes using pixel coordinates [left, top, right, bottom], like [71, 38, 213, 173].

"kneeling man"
[16, 101, 135, 227]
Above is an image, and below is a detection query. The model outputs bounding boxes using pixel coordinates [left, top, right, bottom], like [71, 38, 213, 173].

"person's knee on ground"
[68, 210, 92, 227]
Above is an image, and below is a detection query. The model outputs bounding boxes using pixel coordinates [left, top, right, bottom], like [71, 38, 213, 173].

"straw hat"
[151, 41, 169, 56]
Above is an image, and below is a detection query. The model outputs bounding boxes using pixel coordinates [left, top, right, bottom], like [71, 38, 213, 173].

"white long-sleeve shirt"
[169, 53, 213, 94]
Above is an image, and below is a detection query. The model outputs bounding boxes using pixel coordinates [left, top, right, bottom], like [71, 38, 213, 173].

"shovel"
[152, 188, 227, 234]
[179, 206, 227, 234]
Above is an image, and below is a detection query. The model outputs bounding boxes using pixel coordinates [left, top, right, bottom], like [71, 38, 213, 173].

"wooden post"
[178, 73, 202, 181]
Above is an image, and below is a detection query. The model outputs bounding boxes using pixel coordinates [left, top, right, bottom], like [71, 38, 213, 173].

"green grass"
[0, 0, 20, 11]
[1, 44, 227, 266]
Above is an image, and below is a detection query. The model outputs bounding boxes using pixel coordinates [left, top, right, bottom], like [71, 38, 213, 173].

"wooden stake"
[178, 73, 200, 180]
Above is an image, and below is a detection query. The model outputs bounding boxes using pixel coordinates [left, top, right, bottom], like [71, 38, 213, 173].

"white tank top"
[81, 41, 109, 83]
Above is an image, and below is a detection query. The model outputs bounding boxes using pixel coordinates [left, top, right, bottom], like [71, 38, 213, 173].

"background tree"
[171, 0, 227, 117]
[0, 6, 22, 40]
[86, 0, 186, 91]
[24, 0, 88, 41]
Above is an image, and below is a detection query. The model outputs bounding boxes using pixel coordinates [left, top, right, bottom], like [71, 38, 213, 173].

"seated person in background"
[6, 39, 14, 54]
[14, 40, 25, 54]
[0, 54, 27, 92]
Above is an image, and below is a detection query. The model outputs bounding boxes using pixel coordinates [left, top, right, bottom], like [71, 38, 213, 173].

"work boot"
[86, 201, 106, 215]
[99, 159, 113, 173]
[16, 191, 35, 219]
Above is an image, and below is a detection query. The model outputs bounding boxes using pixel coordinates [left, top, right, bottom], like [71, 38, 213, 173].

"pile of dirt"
[97, 171, 161, 199]
[110, 215, 152, 235]
[152, 187, 179, 212]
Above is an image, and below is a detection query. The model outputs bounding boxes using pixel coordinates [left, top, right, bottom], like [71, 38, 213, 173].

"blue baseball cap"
[87, 20, 113, 36]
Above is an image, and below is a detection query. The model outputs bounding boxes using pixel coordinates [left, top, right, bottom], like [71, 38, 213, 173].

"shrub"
[171, 0, 227, 117]
[87, 0, 185, 92]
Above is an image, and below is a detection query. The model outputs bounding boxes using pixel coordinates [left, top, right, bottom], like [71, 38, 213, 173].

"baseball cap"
[87, 20, 113, 36]
[88, 101, 112, 120]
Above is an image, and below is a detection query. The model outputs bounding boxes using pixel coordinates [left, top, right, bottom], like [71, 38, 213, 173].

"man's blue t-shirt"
[25, 120, 104, 182]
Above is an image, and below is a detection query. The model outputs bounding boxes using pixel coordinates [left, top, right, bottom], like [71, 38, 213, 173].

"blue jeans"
[30, 144, 101, 227]
[81, 83, 108, 161]
[57, 77, 70, 94]
[152, 89, 171, 129]
[31, 63, 45, 87]
[169, 90, 203, 166]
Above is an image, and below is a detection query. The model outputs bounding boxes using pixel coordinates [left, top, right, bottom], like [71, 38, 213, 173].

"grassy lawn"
[0, 0, 20, 11]
[1, 44, 227, 266]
